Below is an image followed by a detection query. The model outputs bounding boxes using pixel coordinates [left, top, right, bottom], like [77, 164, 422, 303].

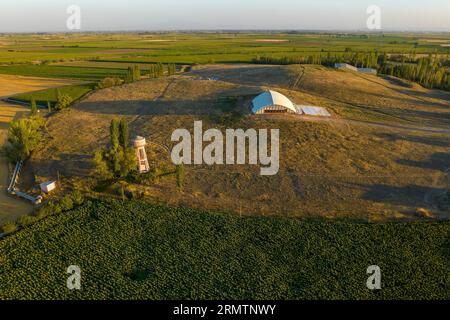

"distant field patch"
[11, 83, 95, 105]
[52, 61, 157, 70]
[92, 48, 151, 55]
[255, 39, 289, 43]
[0, 65, 127, 81]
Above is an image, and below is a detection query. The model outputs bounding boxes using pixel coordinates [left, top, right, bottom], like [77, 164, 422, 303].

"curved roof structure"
[251, 90, 297, 114]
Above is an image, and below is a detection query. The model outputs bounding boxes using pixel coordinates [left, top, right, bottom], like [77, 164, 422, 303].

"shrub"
[56, 94, 73, 110]
[17, 215, 37, 227]
[96, 77, 123, 89]
[59, 195, 74, 211]
[36, 205, 53, 219]
[1, 221, 18, 234]
[52, 203, 63, 215]
[71, 189, 84, 206]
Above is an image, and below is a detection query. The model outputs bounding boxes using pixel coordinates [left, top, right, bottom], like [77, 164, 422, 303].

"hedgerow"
[0, 199, 448, 300]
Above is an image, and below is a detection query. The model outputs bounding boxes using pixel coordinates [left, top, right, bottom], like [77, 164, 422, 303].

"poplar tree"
[30, 97, 38, 115]
[119, 119, 129, 148]
[110, 119, 120, 150]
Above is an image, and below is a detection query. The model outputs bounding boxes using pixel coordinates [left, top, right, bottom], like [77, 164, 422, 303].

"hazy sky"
[1, 0, 449, 32]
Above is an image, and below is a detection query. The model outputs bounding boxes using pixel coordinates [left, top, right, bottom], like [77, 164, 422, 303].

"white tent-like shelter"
[252, 90, 297, 114]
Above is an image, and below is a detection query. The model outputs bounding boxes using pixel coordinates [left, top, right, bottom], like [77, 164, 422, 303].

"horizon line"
[2, 29, 450, 35]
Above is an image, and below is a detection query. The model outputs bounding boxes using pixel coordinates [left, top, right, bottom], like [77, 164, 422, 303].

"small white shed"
[40, 181, 56, 193]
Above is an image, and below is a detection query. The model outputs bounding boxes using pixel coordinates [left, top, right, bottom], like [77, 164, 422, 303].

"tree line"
[124, 63, 177, 83]
[252, 52, 450, 90]
[380, 57, 449, 90]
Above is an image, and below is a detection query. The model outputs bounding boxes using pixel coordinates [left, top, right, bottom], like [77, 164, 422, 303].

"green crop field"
[11, 83, 95, 105]
[0, 199, 448, 300]
[0, 32, 449, 72]
[0, 65, 128, 81]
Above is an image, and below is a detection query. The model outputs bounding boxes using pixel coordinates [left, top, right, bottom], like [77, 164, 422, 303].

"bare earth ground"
[30, 64, 450, 221]
[0, 75, 78, 224]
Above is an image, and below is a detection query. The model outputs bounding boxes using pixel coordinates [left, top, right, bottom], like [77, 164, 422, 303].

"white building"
[252, 90, 297, 114]
[357, 68, 377, 75]
[40, 181, 56, 193]
[133, 136, 150, 173]
[334, 63, 358, 72]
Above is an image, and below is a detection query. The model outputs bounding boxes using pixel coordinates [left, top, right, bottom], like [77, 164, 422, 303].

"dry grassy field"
[29, 65, 450, 221]
[0, 75, 78, 224]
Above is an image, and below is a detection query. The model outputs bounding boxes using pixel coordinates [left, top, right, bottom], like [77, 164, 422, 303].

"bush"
[59, 195, 74, 211]
[4, 115, 45, 162]
[96, 77, 123, 89]
[71, 189, 84, 206]
[1, 221, 18, 234]
[36, 205, 53, 219]
[17, 215, 37, 227]
[52, 203, 63, 215]
[56, 94, 73, 110]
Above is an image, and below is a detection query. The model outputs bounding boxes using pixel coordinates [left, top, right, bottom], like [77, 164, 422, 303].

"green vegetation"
[96, 77, 123, 89]
[380, 56, 450, 89]
[0, 199, 448, 299]
[254, 51, 450, 90]
[94, 119, 137, 179]
[125, 65, 141, 83]
[12, 83, 95, 106]
[30, 97, 38, 115]
[56, 94, 73, 110]
[3, 115, 45, 162]
[1, 221, 18, 235]
[0, 33, 448, 82]
[0, 65, 128, 81]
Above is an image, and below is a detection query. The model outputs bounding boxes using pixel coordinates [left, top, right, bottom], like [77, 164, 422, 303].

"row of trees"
[94, 119, 137, 179]
[253, 51, 450, 90]
[123, 63, 177, 83]
[147, 63, 177, 78]
[253, 52, 380, 68]
[379, 57, 450, 90]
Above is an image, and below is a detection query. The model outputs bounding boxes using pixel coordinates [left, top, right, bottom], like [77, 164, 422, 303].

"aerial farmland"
[0, 29, 449, 301]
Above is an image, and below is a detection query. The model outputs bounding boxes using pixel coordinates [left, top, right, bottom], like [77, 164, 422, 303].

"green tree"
[94, 149, 113, 180]
[119, 119, 129, 148]
[56, 94, 73, 110]
[94, 119, 137, 180]
[47, 101, 52, 112]
[4, 116, 45, 162]
[110, 119, 120, 150]
[30, 97, 38, 116]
